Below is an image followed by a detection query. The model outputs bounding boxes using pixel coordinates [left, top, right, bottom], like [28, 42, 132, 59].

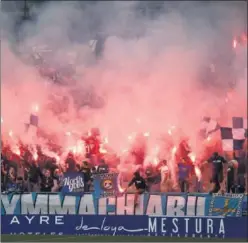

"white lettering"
[49, 195, 76, 214]
[1, 195, 20, 214]
[186, 196, 196, 216]
[184, 218, 189, 233]
[10, 216, 20, 224]
[146, 195, 163, 216]
[219, 219, 225, 234]
[98, 198, 107, 215]
[63, 176, 84, 192]
[40, 216, 49, 224]
[195, 218, 202, 233]
[207, 219, 213, 234]
[161, 218, 167, 233]
[116, 194, 134, 215]
[25, 216, 35, 224]
[55, 216, 64, 225]
[78, 194, 95, 214]
[21, 194, 48, 214]
[196, 197, 206, 216]
[167, 196, 185, 216]
[148, 218, 157, 233]
[172, 218, 178, 233]
[99, 197, 116, 215]
[135, 194, 144, 215]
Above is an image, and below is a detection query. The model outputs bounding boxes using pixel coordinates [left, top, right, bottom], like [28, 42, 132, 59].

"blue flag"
[208, 194, 244, 217]
[93, 173, 119, 198]
[61, 172, 84, 195]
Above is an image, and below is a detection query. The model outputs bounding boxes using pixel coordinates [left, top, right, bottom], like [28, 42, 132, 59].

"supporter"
[145, 165, 160, 192]
[5, 166, 17, 192]
[144, 166, 153, 192]
[16, 176, 26, 193]
[178, 158, 193, 193]
[81, 161, 92, 192]
[1, 158, 7, 191]
[91, 166, 97, 175]
[158, 160, 171, 192]
[236, 152, 246, 193]
[53, 168, 64, 192]
[16, 160, 26, 181]
[25, 160, 43, 192]
[206, 152, 227, 193]
[40, 169, 54, 192]
[227, 160, 237, 193]
[65, 153, 76, 172]
[96, 159, 109, 174]
[125, 171, 147, 207]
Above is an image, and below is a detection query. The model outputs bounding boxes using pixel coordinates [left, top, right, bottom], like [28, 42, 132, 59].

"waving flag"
[220, 117, 247, 151]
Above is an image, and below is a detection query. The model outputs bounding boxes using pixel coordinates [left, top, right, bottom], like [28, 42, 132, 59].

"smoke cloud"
[1, 1, 247, 171]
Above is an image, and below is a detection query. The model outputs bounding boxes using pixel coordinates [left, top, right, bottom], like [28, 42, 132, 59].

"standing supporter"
[227, 160, 237, 193]
[65, 153, 76, 172]
[5, 166, 18, 192]
[1, 157, 7, 191]
[16, 177, 26, 193]
[206, 152, 227, 193]
[96, 159, 109, 174]
[158, 160, 170, 192]
[81, 161, 92, 192]
[144, 165, 160, 192]
[125, 171, 147, 207]
[91, 166, 97, 175]
[40, 169, 54, 192]
[178, 158, 193, 192]
[17, 160, 26, 181]
[236, 152, 246, 193]
[145, 166, 154, 192]
[25, 161, 43, 192]
[53, 168, 64, 192]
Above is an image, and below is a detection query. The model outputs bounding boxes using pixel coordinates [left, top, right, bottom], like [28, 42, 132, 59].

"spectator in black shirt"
[65, 153, 76, 172]
[26, 161, 43, 192]
[40, 169, 54, 192]
[81, 161, 92, 192]
[16, 177, 26, 193]
[227, 160, 236, 193]
[5, 166, 17, 192]
[125, 171, 147, 207]
[207, 152, 227, 193]
[96, 159, 109, 174]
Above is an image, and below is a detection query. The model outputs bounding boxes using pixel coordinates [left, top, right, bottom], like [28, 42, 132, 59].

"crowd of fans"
[1, 131, 247, 195]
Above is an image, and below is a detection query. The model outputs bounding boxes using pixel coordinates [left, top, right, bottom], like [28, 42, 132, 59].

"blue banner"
[1, 215, 247, 238]
[93, 173, 119, 198]
[61, 172, 84, 195]
[1, 193, 246, 217]
[208, 194, 244, 217]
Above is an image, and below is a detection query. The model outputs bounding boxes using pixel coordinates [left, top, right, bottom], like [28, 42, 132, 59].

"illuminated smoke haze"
[1, 1, 247, 177]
